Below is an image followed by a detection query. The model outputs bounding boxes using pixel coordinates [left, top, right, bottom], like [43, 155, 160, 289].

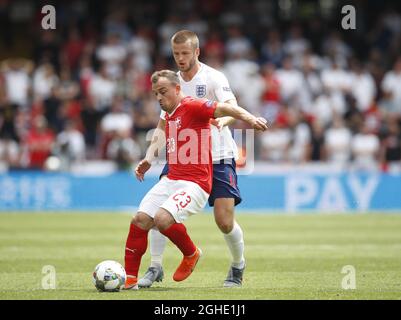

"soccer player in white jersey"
[135, 30, 246, 287]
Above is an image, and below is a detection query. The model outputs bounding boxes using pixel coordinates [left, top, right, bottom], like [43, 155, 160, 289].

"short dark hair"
[171, 30, 199, 50]
[151, 70, 180, 85]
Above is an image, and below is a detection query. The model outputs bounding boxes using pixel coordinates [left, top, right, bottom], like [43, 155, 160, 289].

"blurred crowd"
[1, 0, 401, 172]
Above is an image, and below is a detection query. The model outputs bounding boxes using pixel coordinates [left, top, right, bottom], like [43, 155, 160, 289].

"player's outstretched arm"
[134, 118, 166, 181]
[214, 102, 268, 132]
[210, 99, 238, 130]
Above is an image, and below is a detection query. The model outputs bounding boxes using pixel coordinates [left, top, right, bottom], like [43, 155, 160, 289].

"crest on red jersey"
[175, 117, 182, 129]
[168, 117, 181, 129]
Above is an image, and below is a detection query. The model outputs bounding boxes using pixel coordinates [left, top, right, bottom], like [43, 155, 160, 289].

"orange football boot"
[124, 275, 138, 290]
[173, 247, 202, 282]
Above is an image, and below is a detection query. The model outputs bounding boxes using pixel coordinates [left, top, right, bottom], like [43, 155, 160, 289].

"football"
[92, 260, 126, 292]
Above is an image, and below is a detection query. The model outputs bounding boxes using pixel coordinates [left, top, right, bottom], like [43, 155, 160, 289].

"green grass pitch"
[1, 212, 401, 300]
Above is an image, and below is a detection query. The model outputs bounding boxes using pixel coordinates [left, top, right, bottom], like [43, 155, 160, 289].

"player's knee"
[154, 210, 174, 231]
[214, 204, 235, 233]
[217, 220, 234, 234]
[154, 217, 170, 231]
[132, 212, 152, 230]
[215, 214, 234, 234]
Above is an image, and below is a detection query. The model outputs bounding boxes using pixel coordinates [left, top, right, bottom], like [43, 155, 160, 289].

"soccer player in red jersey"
[124, 70, 267, 289]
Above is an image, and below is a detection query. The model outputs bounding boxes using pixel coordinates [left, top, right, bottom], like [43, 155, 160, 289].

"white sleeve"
[160, 110, 166, 120]
[212, 71, 236, 103]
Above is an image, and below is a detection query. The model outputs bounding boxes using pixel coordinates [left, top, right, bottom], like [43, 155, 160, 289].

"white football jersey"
[160, 63, 238, 162]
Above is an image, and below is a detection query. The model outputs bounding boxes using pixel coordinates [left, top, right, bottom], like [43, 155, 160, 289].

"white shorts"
[138, 177, 209, 223]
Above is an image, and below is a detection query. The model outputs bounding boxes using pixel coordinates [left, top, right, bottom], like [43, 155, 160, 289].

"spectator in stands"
[321, 58, 353, 117]
[104, 9, 132, 43]
[260, 62, 281, 123]
[100, 96, 133, 158]
[343, 95, 364, 134]
[224, 35, 264, 114]
[225, 25, 253, 60]
[32, 63, 59, 101]
[88, 63, 116, 115]
[132, 93, 159, 153]
[56, 68, 80, 101]
[349, 60, 377, 113]
[43, 87, 62, 133]
[80, 98, 102, 157]
[275, 56, 304, 106]
[351, 121, 380, 171]
[61, 27, 86, 71]
[78, 54, 95, 99]
[289, 110, 311, 163]
[324, 116, 352, 166]
[0, 102, 19, 141]
[96, 33, 127, 79]
[203, 30, 225, 63]
[322, 31, 352, 69]
[106, 130, 141, 171]
[379, 118, 401, 171]
[307, 119, 326, 161]
[0, 132, 20, 169]
[100, 96, 133, 135]
[309, 88, 337, 126]
[158, 14, 182, 57]
[21, 116, 55, 169]
[52, 120, 86, 171]
[259, 112, 291, 162]
[124, 58, 152, 102]
[299, 52, 323, 114]
[260, 29, 285, 67]
[283, 24, 310, 67]
[2, 58, 32, 109]
[380, 56, 401, 118]
[58, 98, 82, 132]
[127, 26, 154, 72]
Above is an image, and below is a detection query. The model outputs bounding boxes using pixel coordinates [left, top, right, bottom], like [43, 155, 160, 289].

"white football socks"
[150, 222, 245, 270]
[149, 228, 167, 268]
[224, 222, 245, 269]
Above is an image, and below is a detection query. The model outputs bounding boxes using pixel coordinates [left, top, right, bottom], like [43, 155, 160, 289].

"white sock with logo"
[224, 222, 245, 269]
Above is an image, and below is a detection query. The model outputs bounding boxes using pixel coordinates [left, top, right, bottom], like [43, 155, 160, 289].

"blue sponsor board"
[0, 172, 152, 211]
[0, 172, 401, 212]
[236, 173, 401, 212]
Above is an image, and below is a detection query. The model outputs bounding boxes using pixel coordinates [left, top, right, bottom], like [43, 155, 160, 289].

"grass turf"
[0, 212, 401, 300]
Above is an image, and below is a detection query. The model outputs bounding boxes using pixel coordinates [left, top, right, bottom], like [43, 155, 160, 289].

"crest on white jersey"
[196, 85, 206, 98]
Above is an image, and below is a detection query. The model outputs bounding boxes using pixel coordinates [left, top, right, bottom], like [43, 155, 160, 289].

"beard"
[179, 57, 196, 72]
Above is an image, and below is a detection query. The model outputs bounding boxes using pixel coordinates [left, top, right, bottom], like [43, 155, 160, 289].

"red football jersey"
[165, 96, 217, 193]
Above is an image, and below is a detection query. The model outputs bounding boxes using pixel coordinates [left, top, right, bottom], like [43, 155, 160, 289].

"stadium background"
[1, 0, 401, 301]
[1, 0, 401, 212]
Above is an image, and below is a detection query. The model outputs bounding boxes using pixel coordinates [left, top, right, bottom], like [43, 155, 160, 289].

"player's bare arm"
[210, 98, 238, 130]
[214, 102, 268, 132]
[135, 118, 166, 181]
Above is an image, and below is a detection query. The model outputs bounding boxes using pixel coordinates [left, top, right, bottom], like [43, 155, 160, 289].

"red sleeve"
[187, 99, 217, 121]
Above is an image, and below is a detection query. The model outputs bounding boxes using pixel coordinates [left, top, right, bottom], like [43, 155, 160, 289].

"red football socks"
[124, 223, 149, 277]
[160, 223, 196, 256]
